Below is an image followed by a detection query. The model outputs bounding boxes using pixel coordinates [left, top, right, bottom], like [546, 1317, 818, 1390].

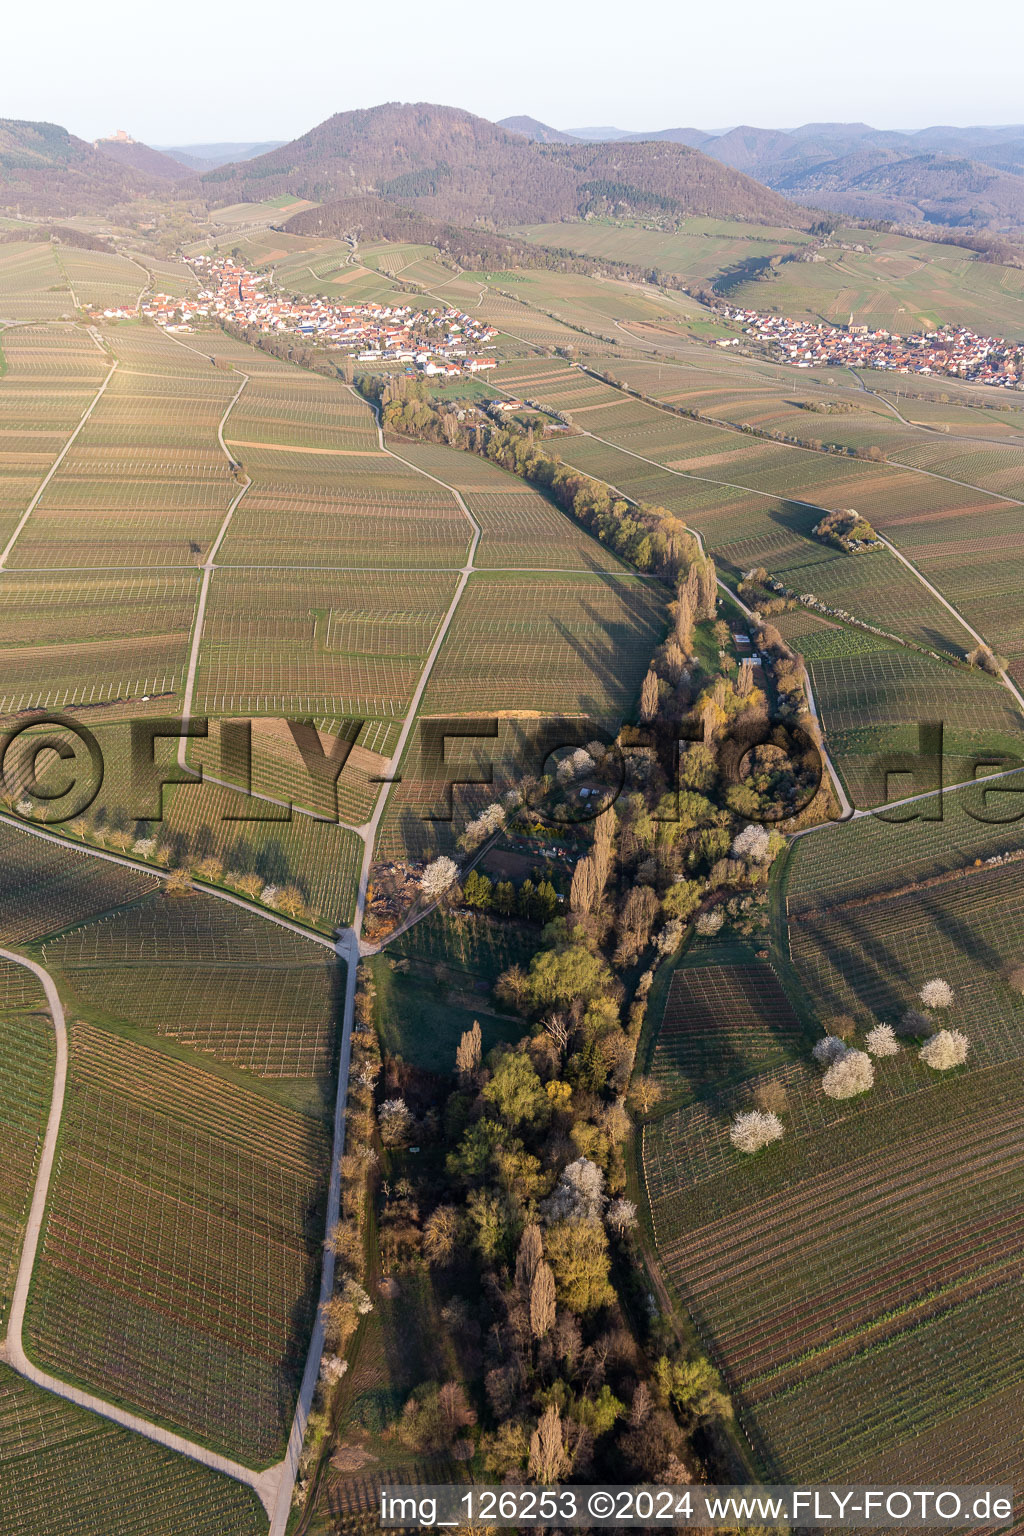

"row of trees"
[358, 375, 702, 580]
[302, 556, 813, 1491]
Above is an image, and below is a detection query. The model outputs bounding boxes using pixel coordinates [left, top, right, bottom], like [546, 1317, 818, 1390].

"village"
[136, 254, 500, 374]
[729, 304, 1024, 388]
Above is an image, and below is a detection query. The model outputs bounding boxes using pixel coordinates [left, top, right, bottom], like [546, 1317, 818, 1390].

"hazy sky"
[8, 0, 1024, 144]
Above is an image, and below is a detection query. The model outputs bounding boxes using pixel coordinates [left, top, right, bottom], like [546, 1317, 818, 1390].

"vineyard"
[0, 998, 53, 1337]
[193, 566, 459, 718]
[493, 352, 1024, 678]
[25, 1020, 330, 1465]
[0, 825, 158, 946]
[41, 890, 343, 1078]
[420, 570, 667, 718]
[0, 1365, 267, 1536]
[388, 439, 629, 571]
[4, 211, 1024, 1518]
[783, 621, 1023, 808]
[648, 960, 810, 1108]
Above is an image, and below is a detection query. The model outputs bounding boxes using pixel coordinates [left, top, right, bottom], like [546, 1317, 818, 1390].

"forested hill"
[203, 102, 811, 228]
[93, 136, 190, 182]
[775, 148, 1024, 229]
[0, 119, 171, 215]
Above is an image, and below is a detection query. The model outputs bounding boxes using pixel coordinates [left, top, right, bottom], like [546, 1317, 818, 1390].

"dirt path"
[0, 348, 117, 570]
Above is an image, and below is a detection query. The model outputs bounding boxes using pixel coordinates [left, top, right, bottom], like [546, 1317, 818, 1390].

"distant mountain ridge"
[203, 102, 807, 228]
[505, 115, 1024, 227]
[497, 116, 579, 144]
[157, 140, 287, 171]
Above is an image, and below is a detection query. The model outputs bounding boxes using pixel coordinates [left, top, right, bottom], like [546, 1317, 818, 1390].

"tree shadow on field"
[919, 886, 1006, 979]
[800, 902, 913, 1021]
[660, 961, 806, 1108]
[918, 623, 969, 662]
[548, 576, 667, 723]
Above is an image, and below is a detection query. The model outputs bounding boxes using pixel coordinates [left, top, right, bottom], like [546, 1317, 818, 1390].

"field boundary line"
[0, 358, 118, 570]
[0, 945, 284, 1517]
[0, 811, 337, 952]
[179, 373, 251, 740]
[873, 531, 1024, 714]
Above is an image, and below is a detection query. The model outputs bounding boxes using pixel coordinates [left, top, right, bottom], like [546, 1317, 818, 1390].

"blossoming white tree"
[729, 1109, 784, 1153]
[919, 978, 954, 1010]
[460, 802, 505, 850]
[865, 1023, 900, 1057]
[606, 1197, 638, 1235]
[920, 1029, 969, 1070]
[556, 748, 594, 785]
[542, 1157, 606, 1220]
[421, 856, 459, 899]
[822, 1049, 874, 1099]
[731, 824, 772, 863]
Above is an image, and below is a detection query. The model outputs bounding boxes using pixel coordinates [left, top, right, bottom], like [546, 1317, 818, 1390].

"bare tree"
[700, 700, 718, 745]
[530, 1261, 557, 1339]
[639, 669, 660, 723]
[592, 808, 615, 894]
[630, 1076, 663, 1116]
[663, 640, 687, 683]
[570, 855, 598, 916]
[670, 592, 695, 654]
[900, 1006, 933, 1036]
[630, 1381, 653, 1427]
[616, 884, 659, 964]
[455, 1019, 483, 1081]
[495, 965, 530, 1013]
[515, 1224, 544, 1292]
[753, 1080, 789, 1115]
[529, 1404, 568, 1483]
[378, 1097, 413, 1146]
[424, 1205, 462, 1266]
[696, 557, 717, 621]
[812, 1035, 848, 1067]
[541, 1011, 570, 1054]
[438, 1380, 476, 1439]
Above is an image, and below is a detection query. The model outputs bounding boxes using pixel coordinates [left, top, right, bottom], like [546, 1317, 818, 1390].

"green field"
[517, 220, 1024, 338]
